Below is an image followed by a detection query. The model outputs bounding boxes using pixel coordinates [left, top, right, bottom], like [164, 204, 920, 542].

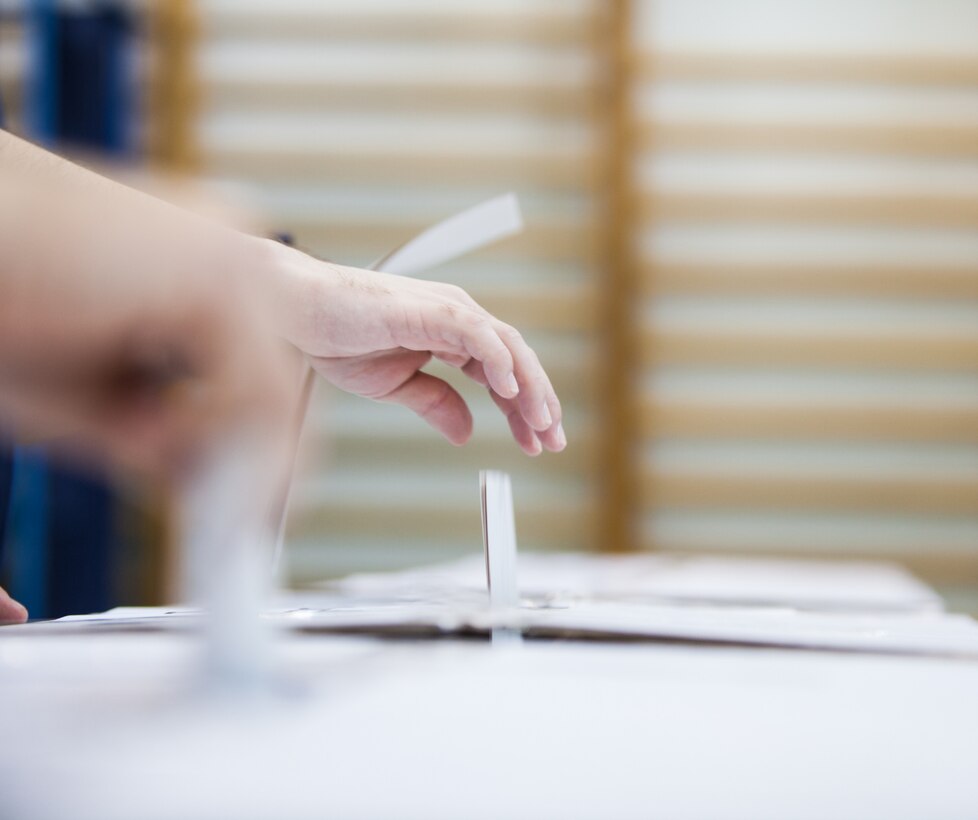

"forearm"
[0, 132, 277, 395]
[0, 131, 292, 463]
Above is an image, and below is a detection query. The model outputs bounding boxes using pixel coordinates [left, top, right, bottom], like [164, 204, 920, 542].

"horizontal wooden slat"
[203, 78, 595, 118]
[286, 218, 600, 264]
[471, 286, 596, 332]
[640, 52, 978, 87]
[639, 191, 978, 229]
[199, 145, 597, 188]
[643, 471, 978, 515]
[642, 399, 978, 444]
[203, 9, 598, 47]
[642, 121, 978, 160]
[636, 545, 978, 588]
[645, 261, 978, 300]
[289, 501, 595, 545]
[642, 328, 978, 370]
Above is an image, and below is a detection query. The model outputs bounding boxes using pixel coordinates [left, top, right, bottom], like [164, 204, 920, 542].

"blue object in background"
[3, 450, 49, 617]
[0, 443, 13, 588]
[0, 44, 13, 598]
[0, 77, 7, 575]
[48, 465, 117, 617]
[1, 0, 138, 619]
[25, 0, 134, 152]
[29, 0, 134, 153]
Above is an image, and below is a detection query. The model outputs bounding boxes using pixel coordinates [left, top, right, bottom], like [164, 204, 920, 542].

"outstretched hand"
[264, 242, 566, 456]
[0, 129, 561, 478]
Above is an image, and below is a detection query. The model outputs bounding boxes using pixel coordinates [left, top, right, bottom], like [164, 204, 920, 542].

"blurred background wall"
[633, 0, 978, 613]
[1, 0, 977, 612]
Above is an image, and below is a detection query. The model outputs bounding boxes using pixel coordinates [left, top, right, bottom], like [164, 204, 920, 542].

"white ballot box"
[2, 551, 978, 820]
[1, 630, 978, 820]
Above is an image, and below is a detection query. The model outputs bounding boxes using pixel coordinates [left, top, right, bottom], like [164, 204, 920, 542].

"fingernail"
[506, 373, 519, 397]
[556, 423, 567, 449]
[540, 404, 553, 428]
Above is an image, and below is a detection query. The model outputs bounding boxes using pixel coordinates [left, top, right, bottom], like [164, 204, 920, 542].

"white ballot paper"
[481, 470, 521, 645]
[336, 552, 943, 614]
[481, 470, 519, 611]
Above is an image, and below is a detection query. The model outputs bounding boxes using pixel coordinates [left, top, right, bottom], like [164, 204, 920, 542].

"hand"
[264, 242, 566, 456]
[0, 585, 27, 624]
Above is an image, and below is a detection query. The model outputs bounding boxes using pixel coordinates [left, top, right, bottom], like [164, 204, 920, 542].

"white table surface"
[1, 625, 977, 820]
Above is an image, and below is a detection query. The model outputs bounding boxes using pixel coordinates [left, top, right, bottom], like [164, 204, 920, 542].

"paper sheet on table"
[281, 594, 978, 659]
[33, 562, 978, 659]
[332, 552, 943, 613]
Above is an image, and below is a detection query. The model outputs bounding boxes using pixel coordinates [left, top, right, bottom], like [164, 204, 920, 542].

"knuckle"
[461, 308, 489, 328]
[445, 283, 480, 307]
[421, 381, 454, 417]
[445, 283, 470, 301]
[500, 324, 523, 344]
[491, 345, 514, 366]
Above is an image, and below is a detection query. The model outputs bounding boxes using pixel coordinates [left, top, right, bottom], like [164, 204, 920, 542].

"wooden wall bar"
[640, 51, 978, 86]
[644, 121, 978, 159]
[630, 1, 978, 605]
[643, 400, 978, 444]
[647, 262, 978, 300]
[148, 0, 200, 171]
[597, 0, 641, 553]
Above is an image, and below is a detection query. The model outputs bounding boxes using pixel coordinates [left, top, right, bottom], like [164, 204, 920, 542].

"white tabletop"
[1, 624, 977, 820]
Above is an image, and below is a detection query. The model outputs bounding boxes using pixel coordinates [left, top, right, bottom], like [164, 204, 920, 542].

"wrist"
[241, 234, 334, 352]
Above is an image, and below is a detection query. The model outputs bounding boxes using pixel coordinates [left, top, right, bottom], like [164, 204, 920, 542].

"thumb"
[0, 586, 28, 624]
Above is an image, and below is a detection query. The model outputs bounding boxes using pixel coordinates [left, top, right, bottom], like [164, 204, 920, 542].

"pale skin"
[0, 130, 565, 623]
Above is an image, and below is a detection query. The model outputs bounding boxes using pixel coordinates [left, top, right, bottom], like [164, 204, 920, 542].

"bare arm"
[0, 130, 566, 460]
[0, 129, 291, 474]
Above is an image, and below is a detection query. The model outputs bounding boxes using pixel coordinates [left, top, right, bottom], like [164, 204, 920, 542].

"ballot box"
[2, 552, 978, 820]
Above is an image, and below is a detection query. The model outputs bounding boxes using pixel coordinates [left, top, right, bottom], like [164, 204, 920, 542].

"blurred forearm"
[0, 129, 256, 353]
[0, 130, 289, 473]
